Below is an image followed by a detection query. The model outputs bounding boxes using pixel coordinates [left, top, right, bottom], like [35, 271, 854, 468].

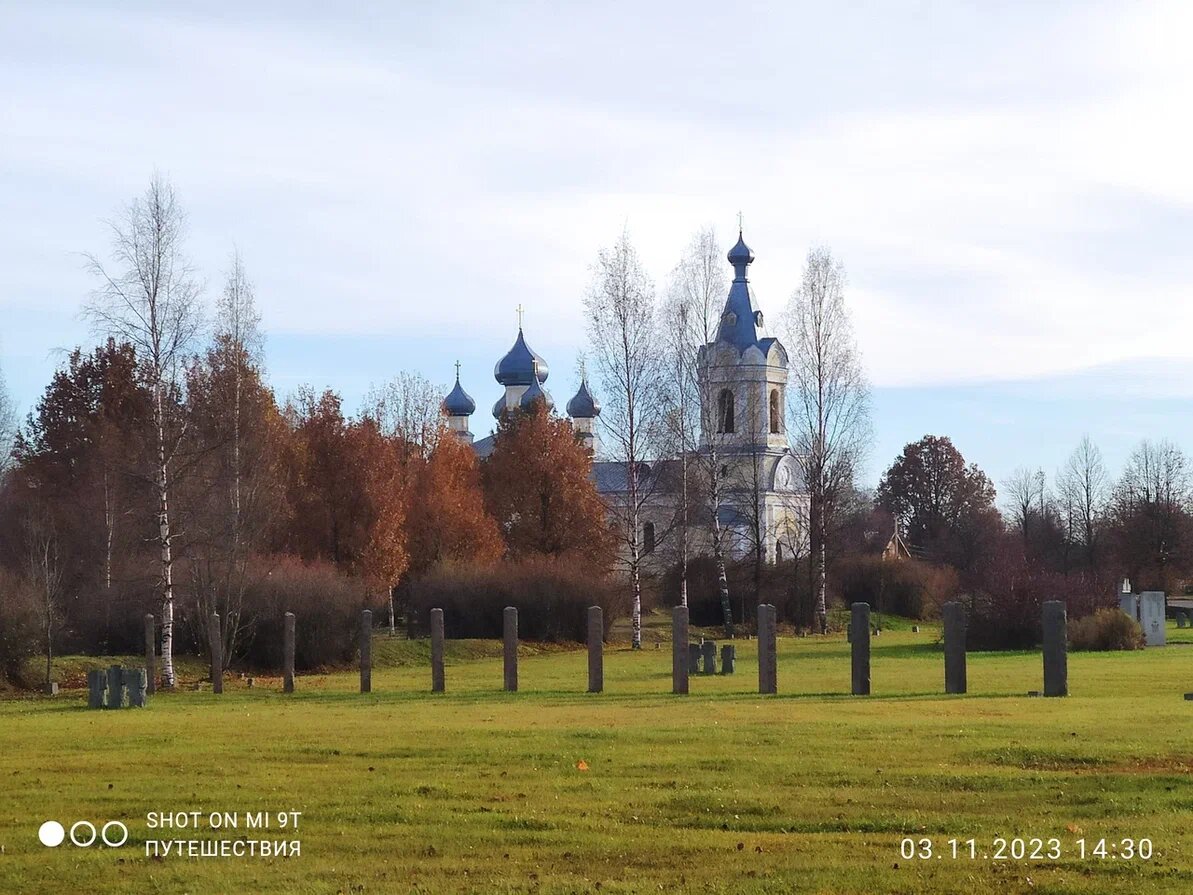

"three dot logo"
[39, 819, 128, 848]
[37, 821, 65, 848]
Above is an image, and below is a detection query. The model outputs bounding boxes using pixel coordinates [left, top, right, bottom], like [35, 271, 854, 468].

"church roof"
[565, 377, 600, 419]
[519, 372, 554, 411]
[716, 231, 766, 352]
[494, 328, 549, 386]
[472, 434, 496, 458]
[442, 370, 476, 416]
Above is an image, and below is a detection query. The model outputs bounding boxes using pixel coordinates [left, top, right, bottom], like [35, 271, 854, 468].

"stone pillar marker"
[209, 612, 223, 695]
[672, 605, 689, 695]
[942, 601, 967, 694]
[587, 606, 603, 693]
[701, 640, 717, 675]
[1042, 600, 1068, 697]
[430, 608, 445, 693]
[144, 613, 156, 696]
[850, 603, 871, 696]
[360, 609, 373, 693]
[503, 606, 518, 692]
[106, 665, 125, 709]
[283, 611, 296, 694]
[757, 604, 777, 694]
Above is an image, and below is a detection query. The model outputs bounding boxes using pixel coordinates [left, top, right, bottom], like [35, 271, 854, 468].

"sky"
[2, 1, 1192, 494]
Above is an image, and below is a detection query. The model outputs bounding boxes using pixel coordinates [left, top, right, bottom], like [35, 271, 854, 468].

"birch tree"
[217, 250, 263, 548]
[186, 251, 274, 667]
[784, 248, 871, 633]
[663, 227, 734, 633]
[84, 175, 202, 688]
[585, 230, 663, 649]
[0, 353, 14, 481]
[24, 511, 63, 691]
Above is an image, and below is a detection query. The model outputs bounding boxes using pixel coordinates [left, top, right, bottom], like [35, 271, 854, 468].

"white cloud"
[1, 0, 1191, 418]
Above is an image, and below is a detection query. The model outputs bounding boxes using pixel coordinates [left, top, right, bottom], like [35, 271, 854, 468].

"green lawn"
[0, 618, 1190, 894]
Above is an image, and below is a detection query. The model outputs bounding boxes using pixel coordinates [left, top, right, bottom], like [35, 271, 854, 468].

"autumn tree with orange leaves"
[346, 416, 410, 603]
[407, 432, 503, 576]
[482, 402, 614, 569]
[282, 390, 409, 605]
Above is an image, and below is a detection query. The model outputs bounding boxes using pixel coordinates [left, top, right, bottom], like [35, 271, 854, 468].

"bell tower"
[698, 230, 789, 456]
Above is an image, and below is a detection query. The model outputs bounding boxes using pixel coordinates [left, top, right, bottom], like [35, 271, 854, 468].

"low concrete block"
[106, 665, 125, 709]
[701, 640, 717, 675]
[123, 667, 148, 708]
[720, 644, 736, 675]
[1139, 592, 1166, 646]
[87, 670, 106, 709]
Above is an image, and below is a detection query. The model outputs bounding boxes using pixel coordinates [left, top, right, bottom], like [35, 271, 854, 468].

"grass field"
[0, 615, 1190, 894]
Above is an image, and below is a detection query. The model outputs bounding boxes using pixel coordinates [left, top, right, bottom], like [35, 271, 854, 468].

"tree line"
[2, 176, 1187, 683]
[0, 177, 613, 687]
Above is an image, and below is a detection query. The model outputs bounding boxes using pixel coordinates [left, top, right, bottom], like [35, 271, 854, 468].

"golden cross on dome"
[737, 210, 744, 234]
[516, 304, 525, 328]
[454, 360, 461, 378]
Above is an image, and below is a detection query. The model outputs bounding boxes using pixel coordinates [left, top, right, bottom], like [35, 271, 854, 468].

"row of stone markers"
[668, 600, 1069, 697]
[87, 667, 148, 708]
[686, 641, 735, 675]
[187, 600, 1071, 698]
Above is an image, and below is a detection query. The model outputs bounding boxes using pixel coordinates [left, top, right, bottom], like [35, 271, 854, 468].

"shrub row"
[403, 555, 625, 642]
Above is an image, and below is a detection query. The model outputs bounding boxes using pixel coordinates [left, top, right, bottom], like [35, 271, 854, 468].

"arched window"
[643, 521, 656, 555]
[717, 389, 735, 434]
[775, 541, 783, 562]
[769, 388, 781, 434]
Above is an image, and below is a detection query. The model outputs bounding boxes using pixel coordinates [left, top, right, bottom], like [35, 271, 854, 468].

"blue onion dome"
[519, 368, 554, 411]
[727, 231, 754, 275]
[494, 328, 549, 386]
[442, 370, 476, 416]
[565, 377, 600, 419]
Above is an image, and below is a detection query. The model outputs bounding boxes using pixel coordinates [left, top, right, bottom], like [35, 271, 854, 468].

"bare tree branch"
[82, 174, 202, 689]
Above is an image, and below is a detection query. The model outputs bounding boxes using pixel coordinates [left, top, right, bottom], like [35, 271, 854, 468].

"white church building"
[440, 230, 809, 569]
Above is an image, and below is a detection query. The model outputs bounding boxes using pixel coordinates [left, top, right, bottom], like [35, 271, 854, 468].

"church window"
[769, 388, 781, 434]
[775, 541, 783, 562]
[643, 522, 656, 555]
[717, 389, 735, 433]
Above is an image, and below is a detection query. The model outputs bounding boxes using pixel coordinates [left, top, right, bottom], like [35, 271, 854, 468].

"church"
[439, 231, 809, 570]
